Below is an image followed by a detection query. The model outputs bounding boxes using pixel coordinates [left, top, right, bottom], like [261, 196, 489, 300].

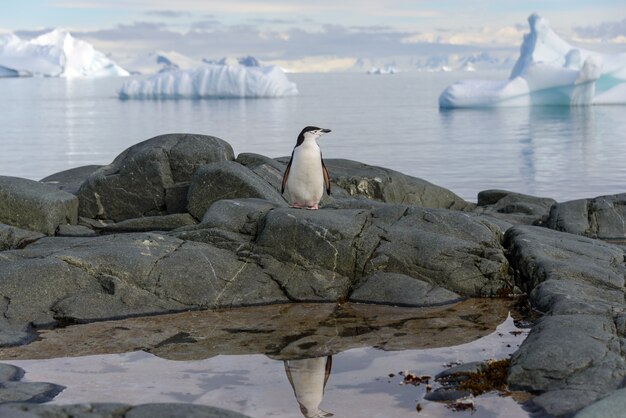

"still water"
[1, 71, 625, 201]
[1, 300, 530, 418]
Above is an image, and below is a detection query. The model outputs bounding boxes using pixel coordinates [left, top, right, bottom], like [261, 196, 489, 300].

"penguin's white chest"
[285, 143, 324, 206]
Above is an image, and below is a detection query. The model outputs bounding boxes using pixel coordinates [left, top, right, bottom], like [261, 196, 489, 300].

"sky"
[1, 0, 625, 71]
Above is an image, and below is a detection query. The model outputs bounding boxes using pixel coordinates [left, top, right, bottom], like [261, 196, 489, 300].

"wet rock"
[0, 363, 22, 382]
[0, 363, 64, 404]
[435, 361, 487, 381]
[0, 224, 44, 250]
[548, 193, 626, 239]
[125, 403, 252, 418]
[349, 272, 462, 307]
[0, 403, 251, 418]
[574, 387, 626, 418]
[474, 189, 556, 226]
[424, 388, 471, 402]
[0, 176, 78, 235]
[187, 161, 286, 220]
[40, 165, 102, 195]
[77, 134, 234, 222]
[505, 225, 626, 417]
[0, 382, 64, 404]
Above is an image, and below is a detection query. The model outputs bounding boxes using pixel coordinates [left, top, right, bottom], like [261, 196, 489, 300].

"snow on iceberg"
[118, 65, 298, 100]
[439, 14, 626, 108]
[0, 29, 129, 77]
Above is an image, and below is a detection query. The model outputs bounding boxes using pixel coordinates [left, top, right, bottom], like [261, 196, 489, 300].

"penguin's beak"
[321, 128, 331, 133]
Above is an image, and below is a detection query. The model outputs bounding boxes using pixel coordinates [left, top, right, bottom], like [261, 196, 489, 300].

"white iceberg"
[439, 14, 626, 108]
[0, 29, 129, 78]
[367, 66, 398, 75]
[118, 64, 298, 100]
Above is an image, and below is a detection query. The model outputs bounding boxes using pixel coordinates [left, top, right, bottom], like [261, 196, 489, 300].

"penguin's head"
[297, 126, 331, 145]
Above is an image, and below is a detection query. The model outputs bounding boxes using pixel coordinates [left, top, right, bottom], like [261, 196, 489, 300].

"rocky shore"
[1, 133, 625, 417]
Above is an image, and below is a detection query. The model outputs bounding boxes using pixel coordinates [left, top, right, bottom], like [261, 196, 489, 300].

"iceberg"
[0, 30, 129, 78]
[439, 14, 626, 108]
[367, 66, 398, 75]
[118, 64, 298, 100]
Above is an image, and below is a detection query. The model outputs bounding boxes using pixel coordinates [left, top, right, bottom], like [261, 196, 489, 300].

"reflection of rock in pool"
[0, 298, 514, 361]
[284, 356, 333, 418]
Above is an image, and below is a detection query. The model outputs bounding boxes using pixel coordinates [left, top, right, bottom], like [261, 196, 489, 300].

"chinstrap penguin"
[281, 126, 331, 210]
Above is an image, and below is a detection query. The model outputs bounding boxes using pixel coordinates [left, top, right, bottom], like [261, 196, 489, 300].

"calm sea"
[1, 71, 625, 202]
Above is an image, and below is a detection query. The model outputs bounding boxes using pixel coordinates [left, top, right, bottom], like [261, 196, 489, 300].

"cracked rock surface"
[505, 225, 626, 417]
[547, 193, 626, 240]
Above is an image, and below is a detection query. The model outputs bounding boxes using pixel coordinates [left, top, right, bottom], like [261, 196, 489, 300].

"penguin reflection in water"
[281, 126, 332, 210]
[284, 356, 333, 417]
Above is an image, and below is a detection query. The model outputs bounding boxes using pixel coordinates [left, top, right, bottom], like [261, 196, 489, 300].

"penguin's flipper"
[281, 154, 293, 194]
[322, 159, 331, 195]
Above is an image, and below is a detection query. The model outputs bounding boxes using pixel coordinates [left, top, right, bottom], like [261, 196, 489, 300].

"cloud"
[190, 19, 221, 30]
[77, 19, 508, 63]
[145, 10, 191, 18]
[574, 19, 626, 40]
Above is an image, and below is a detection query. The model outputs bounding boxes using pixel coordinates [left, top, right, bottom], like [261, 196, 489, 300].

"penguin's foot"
[306, 204, 319, 210]
[290, 203, 305, 209]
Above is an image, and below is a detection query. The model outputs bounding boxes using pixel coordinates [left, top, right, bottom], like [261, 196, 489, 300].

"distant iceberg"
[0, 30, 129, 78]
[118, 65, 298, 100]
[367, 66, 398, 75]
[439, 14, 626, 108]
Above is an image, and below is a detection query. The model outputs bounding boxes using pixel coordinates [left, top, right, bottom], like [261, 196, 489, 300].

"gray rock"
[187, 161, 286, 220]
[574, 387, 626, 418]
[98, 213, 198, 233]
[474, 189, 556, 226]
[0, 320, 33, 347]
[424, 388, 472, 402]
[0, 176, 78, 235]
[236, 153, 285, 191]
[0, 403, 251, 418]
[0, 381, 64, 403]
[0, 363, 22, 382]
[126, 404, 251, 418]
[0, 404, 129, 418]
[505, 226, 625, 295]
[200, 203, 511, 298]
[435, 361, 486, 380]
[532, 389, 609, 418]
[77, 134, 234, 222]
[0, 232, 289, 339]
[0, 224, 44, 250]
[274, 157, 473, 210]
[548, 193, 626, 239]
[505, 225, 626, 417]
[349, 272, 462, 307]
[56, 224, 97, 237]
[546, 199, 589, 235]
[40, 165, 102, 195]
